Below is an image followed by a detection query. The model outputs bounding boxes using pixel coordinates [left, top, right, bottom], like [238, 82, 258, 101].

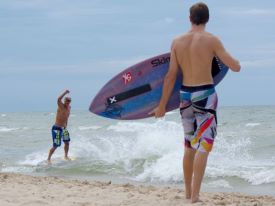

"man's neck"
[190, 24, 206, 32]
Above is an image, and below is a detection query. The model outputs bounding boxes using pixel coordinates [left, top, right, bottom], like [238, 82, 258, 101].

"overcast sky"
[0, 0, 274, 112]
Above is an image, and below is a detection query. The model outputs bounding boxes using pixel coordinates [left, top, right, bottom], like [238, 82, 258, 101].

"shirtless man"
[153, 2, 240, 203]
[47, 90, 72, 164]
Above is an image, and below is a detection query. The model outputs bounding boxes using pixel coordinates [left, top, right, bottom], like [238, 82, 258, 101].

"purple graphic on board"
[90, 53, 228, 120]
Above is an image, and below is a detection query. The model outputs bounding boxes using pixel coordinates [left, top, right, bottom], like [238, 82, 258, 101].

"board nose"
[89, 95, 101, 114]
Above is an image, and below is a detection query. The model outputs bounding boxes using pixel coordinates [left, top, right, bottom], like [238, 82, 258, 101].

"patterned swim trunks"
[180, 84, 218, 153]
[51, 125, 70, 148]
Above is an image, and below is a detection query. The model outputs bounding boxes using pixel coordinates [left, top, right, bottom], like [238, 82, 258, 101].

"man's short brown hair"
[189, 2, 209, 25]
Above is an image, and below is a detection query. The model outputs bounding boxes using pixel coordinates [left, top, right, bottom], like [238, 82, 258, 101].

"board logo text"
[122, 72, 132, 85]
[151, 56, 170, 67]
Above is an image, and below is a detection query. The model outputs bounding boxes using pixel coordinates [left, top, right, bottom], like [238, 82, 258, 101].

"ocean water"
[0, 106, 275, 196]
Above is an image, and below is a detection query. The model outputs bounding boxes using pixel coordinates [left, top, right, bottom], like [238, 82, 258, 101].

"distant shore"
[1, 173, 275, 206]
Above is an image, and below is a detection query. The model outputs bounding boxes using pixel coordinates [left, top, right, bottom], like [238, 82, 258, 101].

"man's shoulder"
[173, 32, 217, 41]
[205, 32, 220, 41]
[174, 33, 189, 41]
[172, 34, 189, 46]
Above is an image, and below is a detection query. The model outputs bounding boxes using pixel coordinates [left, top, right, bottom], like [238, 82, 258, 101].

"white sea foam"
[107, 122, 150, 132]
[19, 152, 49, 166]
[107, 120, 181, 133]
[207, 180, 233, 189]
[207, 132, 253, 179]
[58, 120, 183, 177]
[1, 114, 6, 117]
[245, 123, 261, 127]
[1, 166, 34, 173]
[78, 126, 101, 131]
[243, 166, 275, 185]
[135, 151, 182, 183]
[19, 148, 70, 167]
[0, 127, 19, 132]
[91, 120, 184, 182]
[70, 134, 109, 159]
[206, 165, 275, 186]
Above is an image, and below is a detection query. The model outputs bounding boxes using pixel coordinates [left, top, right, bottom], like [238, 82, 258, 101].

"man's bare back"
[172, 26, 240, 86]
[173, 30, 216, 86]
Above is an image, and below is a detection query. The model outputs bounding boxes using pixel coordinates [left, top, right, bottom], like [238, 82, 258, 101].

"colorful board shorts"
[51, 125, 70, 148]
[180, 84, 218, 153]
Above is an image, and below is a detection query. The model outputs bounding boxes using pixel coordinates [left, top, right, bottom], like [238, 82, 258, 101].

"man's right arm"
[153, 40, 179, 118]
[57, 90, 70, 107]
[213, 36, 241, 72]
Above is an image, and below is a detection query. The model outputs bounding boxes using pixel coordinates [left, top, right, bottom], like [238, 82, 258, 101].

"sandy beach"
[0, 173, 274, 206]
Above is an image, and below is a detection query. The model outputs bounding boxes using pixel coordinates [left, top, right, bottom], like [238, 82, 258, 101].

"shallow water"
[0, 106, 275, 196]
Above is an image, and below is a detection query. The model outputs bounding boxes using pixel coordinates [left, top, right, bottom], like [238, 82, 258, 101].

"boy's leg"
[64, 142, 70, 160]
[48, 126, 61, 163]
[190, 88, 218, 202]
[183, 147, 196, 199]
[63, 128, 71, 160]
[47, 147, 56, 163]
[191, 151, 209, 203]
[180, 96, 196, 199]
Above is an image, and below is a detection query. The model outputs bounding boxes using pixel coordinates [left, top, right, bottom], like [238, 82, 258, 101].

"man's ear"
[189, 16, 192, 23]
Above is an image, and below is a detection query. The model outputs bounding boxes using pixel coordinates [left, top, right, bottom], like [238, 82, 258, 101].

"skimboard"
[37, 157, 77, 166]
[90, 53, 228, 120]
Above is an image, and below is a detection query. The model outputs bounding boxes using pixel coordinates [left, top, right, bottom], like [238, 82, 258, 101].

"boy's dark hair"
[189, 2, 209, 25]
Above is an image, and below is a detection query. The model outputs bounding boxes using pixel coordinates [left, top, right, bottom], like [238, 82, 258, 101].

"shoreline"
[1, 173, 275, 206]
